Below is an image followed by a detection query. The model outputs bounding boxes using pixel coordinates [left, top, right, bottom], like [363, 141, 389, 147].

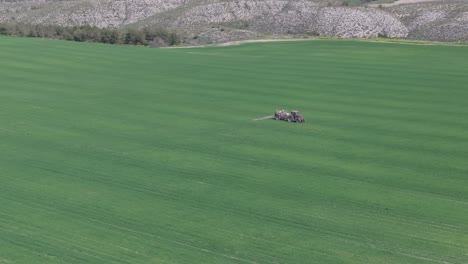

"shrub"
[0, 22, 180, 47]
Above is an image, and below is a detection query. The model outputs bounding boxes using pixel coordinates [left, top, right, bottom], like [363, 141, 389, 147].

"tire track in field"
[9, 133, 468, 232]
[0, 225, 126, 264]
[0, 167, 348, 262]
[0, 174, 376, 263]
[1, 177, 466, 264]
[2, 193, 462, 264]
[3, 142, 468, 264]
[0, 212, 146, 262]
[0, 192, 281, 264]
[6, 130, 468, 238]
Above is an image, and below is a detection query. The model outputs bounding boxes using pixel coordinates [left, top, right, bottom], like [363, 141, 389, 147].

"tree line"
[0, 23, 181, 47]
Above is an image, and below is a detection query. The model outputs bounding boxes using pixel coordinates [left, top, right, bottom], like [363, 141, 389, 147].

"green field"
[1, 36, 467, 264]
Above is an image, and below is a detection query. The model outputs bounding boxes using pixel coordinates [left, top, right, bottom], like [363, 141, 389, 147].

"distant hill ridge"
[1, 0, 467, 44]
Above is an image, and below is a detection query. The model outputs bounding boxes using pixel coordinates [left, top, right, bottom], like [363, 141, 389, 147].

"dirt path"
[168, 39, 312, 49]
[353, 39, 467, 47]
[217, 39, 311, 47]
[167, 38, 466, 49]
[371, 0, 440, 7]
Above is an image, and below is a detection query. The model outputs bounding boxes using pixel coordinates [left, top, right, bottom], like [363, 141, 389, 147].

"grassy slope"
[0, 37, 467, 264]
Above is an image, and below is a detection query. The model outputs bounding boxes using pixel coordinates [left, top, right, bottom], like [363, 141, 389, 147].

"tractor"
[273, 109, 304, 123]
[288, 110, 304, 123]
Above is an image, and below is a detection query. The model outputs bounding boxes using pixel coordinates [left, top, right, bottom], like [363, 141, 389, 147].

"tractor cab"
[289, 110, 305, 123]
[291, 111, 301, 118]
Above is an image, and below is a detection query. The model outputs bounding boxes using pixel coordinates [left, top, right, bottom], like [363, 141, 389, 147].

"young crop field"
[0, 36, 467, 264]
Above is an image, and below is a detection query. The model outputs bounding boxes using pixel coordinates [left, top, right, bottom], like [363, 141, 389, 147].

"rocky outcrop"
[316, 7, 408, 38]
[171, 1, 407, 40]
[389, 2, 468, 41]
[0, 0, 188, 27]
[0, 0, 467, 43]
[170, 0, 321, 36]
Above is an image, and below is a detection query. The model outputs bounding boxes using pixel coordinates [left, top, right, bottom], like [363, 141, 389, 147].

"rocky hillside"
[1, 0, 467, 44]
[389, 1, 468, 41]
